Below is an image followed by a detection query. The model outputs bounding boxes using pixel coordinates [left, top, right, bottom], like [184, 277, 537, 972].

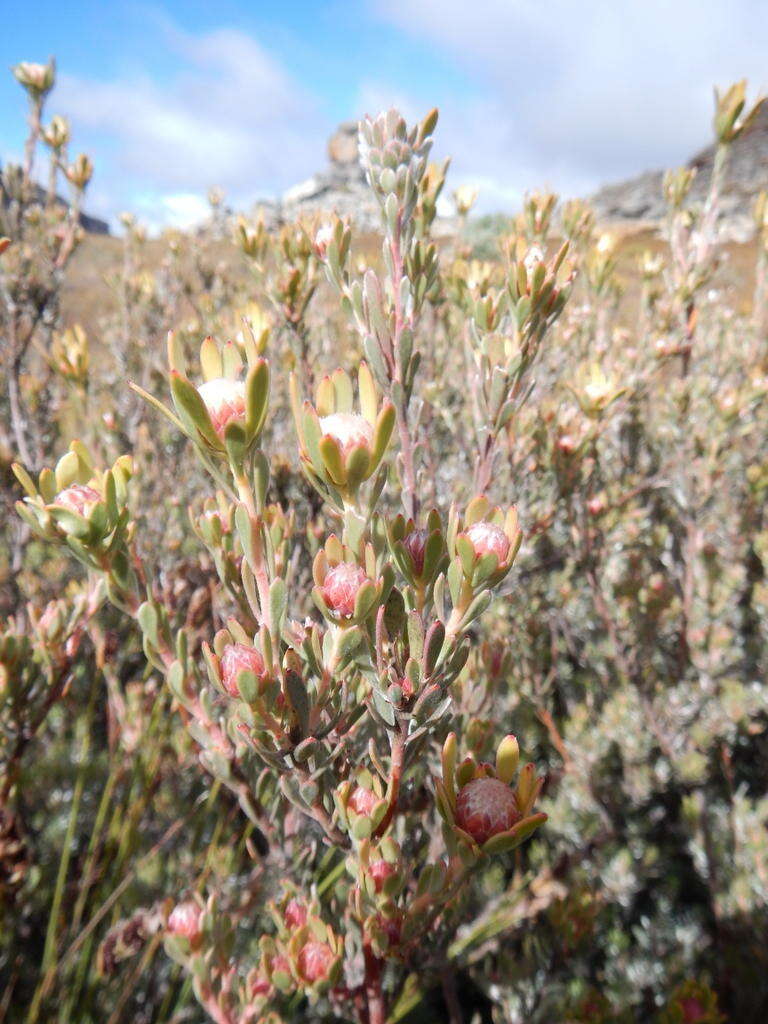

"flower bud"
[65, 154, 93, 191]
[348, 785, 378, 817]
[250, 974, 272, 998]
[313, 223, 334, 259]
[680, 998, 706, 1023]
[297, 941, 333, 983]
[42, 115, 70, 151]
[292, 363, 394, 501]
[283, 898, 308, 929]
[523, 245, 545, 276]
[167, 901, 203, 942]
[197, 378, 246, 437]
[12, 60, 55, 98]
[319, 413, 373, 458]
[54, 483, 100, 517]
[65, 633, 81, 659]
[320, 562, 369, 618]
[368, 859, 396, 894]
[219, 643, 265, 698]
[465, 521, 510, 563]
[403, 528, 428, 576]
[399, 675, 414, 702]
[454, 183, 479, 216]
[455, 777, 521, 845]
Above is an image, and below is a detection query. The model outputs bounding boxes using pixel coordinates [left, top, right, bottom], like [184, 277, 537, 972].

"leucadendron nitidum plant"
[13, 106, 553, 1024]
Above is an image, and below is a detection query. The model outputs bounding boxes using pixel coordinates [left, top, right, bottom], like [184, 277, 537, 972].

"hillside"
[591, 100, 768, 238]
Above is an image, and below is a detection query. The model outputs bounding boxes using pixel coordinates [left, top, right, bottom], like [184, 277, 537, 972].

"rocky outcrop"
[253, 122, 379, 230]
[591, 103, 768, 240]
[255, 122, 456, 235]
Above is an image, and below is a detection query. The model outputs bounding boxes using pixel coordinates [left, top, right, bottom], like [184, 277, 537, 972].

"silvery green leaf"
[269, 578, 287, 634]
[285, 670, 310, 736]
[372, 687, 396, 727]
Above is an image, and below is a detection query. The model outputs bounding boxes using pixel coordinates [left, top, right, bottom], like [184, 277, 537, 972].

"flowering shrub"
[1, 61, 766, 1024]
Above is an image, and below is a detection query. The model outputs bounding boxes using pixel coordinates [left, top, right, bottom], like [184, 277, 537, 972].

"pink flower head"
[403, 528, 429, 576]
[284, 898, 308, 929]
[313, 223, 334, 259]
[465, 521, 510, 563]
[455, 777, 521, 845]
[680, 997, 706, 1023]
[54, 484, 100, 517]
[348, 786, 378, 817]
[321, 562, 369, 617]
[219, 643, 265, 698]
[557, 434, 576, 455]
[369, 859, 396, 894]
[319, 413, 373, 458]
[297, 941, 333, 983]
[197, 378, 246, 437]
[168, 900, 203, 941]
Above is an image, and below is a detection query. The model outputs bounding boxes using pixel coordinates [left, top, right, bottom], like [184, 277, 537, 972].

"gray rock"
[276, 121, 381, 229]
[250, 121, 455, 234]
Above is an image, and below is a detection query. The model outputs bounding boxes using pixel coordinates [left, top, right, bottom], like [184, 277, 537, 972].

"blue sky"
[3, 1, 768, 229]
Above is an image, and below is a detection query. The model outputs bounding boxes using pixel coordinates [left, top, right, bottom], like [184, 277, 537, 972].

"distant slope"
[591, 102, 768, 236]
[0, 162, 109, 235]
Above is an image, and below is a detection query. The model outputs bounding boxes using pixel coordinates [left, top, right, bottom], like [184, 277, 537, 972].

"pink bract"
[219, 643, 265, 698]
[54, 483, 100, 516]
[297, 941, 333, 983]
[465, 521, 510, 562]
[321, 562, 369, 617]
[197, 378, 246, 437]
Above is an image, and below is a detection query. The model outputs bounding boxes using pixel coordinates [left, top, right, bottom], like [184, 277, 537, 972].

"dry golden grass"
[62, 222, 760, 343]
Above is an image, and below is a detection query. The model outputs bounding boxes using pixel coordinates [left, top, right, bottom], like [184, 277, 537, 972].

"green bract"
[292, 362, 394, 508]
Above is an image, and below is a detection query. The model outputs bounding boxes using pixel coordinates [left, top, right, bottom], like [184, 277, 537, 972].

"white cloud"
[370, 0, 768, 205]
[356, 82, 425, 125]
[23, 2, 768, 225]
[54, 18, 331, 228]
[354, 81, 587, 216]
[134, 192, 212, 231]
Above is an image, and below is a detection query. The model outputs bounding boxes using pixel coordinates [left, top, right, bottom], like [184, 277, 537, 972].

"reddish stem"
[363, 941, 386, 1024]
[373, 725, 406, 839]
